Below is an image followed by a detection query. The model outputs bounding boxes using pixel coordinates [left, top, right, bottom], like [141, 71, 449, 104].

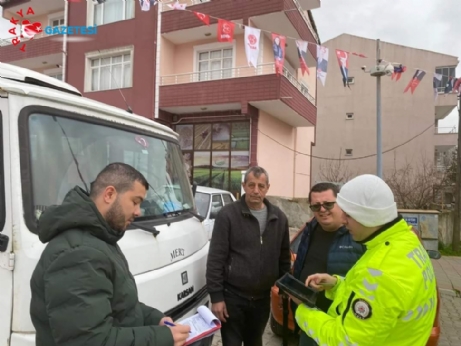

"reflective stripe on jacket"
[295, 217, 437, 346]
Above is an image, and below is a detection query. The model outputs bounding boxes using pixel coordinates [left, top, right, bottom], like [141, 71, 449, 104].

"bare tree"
[317, 158, 357, 184]
[384, 155, 446, 209]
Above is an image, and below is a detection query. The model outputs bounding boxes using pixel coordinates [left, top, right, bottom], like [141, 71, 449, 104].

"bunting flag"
[168, 1, 186, 10]
[336, 49, 350, 87]
[217, 19, 234, 42]
[317, 45, 328, 86]
[272, 33, 286, 75]
[433, 73, 442, 100]
[296, 40, 309, 75]
[194, 11, 209, 25]
[244, 26, 261, 68]
[403, 70, 426, 94]
[444, 77, 458, 93]
[139, 0, 154, 11]
[454, 78, 461, 95]
[391, 64, 406, 81]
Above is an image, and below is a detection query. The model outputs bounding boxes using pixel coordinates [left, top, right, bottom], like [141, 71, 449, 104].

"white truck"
[0, 63, 209, 345]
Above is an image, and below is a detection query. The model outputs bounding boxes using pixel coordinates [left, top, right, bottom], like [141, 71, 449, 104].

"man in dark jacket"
[206, 166, 291, 346]
[30, 163, 190, 346]
[292, 182, 365, 346]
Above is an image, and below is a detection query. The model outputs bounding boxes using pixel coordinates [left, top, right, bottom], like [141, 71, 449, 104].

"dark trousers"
[290, 300, 317, 346]
[221, 289, 270, 346]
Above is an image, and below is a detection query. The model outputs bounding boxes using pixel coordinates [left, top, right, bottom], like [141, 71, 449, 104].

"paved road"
[211, 256, 461, 346]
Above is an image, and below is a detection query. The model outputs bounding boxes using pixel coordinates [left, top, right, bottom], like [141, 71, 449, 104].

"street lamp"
[361, 39, 394, 178]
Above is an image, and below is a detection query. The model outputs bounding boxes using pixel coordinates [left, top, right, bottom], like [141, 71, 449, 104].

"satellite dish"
[50, 36, 95, 42]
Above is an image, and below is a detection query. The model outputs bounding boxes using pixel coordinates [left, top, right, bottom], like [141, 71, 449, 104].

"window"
[175, 122, 250, 197]
[50, 17, 64, 27]
[222, 193, 234, 205]
[210, 194, 223, 219]
[87, 49, 132, 91]
[197, 48, 233, 81]
[194, 192, 210, 217]
[346, 113, 354, 119]
[49, 74, 63, 81]
[23, 112, 194, 230]
[43, 68, 63, 81]
[347, 77, 355, 84]
[345, 149, 353, 156]
[93, 0, 134, 26]
[435, 66, 456, 93]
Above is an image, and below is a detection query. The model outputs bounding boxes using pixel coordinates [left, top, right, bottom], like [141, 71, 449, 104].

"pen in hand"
[163, 321, 192, 333]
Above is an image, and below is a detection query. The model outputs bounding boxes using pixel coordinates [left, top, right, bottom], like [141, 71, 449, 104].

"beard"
[105, 198, 127, 232]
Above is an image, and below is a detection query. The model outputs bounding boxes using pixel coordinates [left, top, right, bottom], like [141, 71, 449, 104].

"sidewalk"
[432, 256, 461, 294]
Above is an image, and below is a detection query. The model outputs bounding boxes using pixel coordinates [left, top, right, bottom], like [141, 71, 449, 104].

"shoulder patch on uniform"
[352, 299, 372, 320]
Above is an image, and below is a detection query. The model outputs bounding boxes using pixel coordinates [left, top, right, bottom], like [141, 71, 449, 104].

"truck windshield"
[28, 113, 194, 221]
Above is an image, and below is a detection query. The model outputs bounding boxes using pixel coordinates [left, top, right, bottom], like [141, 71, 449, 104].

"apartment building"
[0, 0, 321, 199]
[311, 34, 459, 184]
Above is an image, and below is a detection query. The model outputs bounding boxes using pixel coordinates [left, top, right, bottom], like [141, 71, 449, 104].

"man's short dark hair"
[89, 163, 149, 198]
[244, 166, 269, 185]
[308, 182, 339, 203]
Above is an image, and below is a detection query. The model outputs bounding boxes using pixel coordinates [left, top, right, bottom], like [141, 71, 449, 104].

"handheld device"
[276, 273, 319, 308]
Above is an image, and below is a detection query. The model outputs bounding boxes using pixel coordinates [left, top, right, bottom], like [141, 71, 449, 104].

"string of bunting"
[145, 0, 461, 97]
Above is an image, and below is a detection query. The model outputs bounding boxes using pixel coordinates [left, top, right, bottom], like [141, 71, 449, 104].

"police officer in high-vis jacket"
[292, 174, 437, 346]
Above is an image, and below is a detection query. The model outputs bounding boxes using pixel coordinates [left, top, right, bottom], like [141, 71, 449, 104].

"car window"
[210, 194, 223, 218]
[194, 192, 210, 217]
[222, 193, 234, 205]
[290, 230, 303, 253]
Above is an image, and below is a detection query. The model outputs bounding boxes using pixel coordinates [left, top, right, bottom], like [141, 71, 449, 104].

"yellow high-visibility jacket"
[295, 217, 437, 346]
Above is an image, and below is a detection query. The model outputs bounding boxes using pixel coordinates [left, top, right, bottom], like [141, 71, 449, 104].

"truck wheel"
[269, 314, 284, 336]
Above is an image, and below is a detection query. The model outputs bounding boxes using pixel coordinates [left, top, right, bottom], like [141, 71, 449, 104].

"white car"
[194, 186, 237, 239]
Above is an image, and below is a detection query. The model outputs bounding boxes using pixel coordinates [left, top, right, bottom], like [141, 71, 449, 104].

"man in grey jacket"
[206, 166, 291, 346]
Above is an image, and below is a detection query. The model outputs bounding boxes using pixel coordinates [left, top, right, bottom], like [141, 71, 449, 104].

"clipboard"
[276, 273, 319, 308]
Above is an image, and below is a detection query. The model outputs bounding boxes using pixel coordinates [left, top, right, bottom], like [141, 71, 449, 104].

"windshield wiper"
[163, 209, 205, 222]
[131, 222, 160, 237]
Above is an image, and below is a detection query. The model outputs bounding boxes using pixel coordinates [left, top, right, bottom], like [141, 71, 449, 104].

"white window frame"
[435, 66, 457, 93]
[193, 40, 236, 82]
[86, 0, 135, 27]
[48, 11, 65, 28]
[84, 46, 134, 92]
[43, 67, 63, 80]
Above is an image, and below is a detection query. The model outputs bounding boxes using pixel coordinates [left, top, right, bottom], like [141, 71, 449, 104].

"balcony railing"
[161, 0, 210, 11]
[435, 126, 457, 134]
[292, 0, 319, 42]
[160, 63, 315, 104]
[0, 31, 48, 47]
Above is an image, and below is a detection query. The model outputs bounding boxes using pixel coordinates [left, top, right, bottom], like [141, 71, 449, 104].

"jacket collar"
[359, 216, 406, 248]
[308, 218, 347, 236]
[240, 194, 278, 220]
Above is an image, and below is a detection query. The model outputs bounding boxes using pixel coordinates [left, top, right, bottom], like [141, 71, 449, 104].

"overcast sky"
[0, 1, 459, 128]
[311, 0, 460, 129]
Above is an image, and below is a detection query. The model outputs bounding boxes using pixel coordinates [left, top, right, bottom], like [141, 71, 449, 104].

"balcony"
[296, 0, 321, 10]
[434, 126, 458, 149]
[159, 63, 316, 127]
[1, 0, 63, 17]
[0, 32, 62, 66]
[435, 92, 458, 119]
[161, 0, 319, 59]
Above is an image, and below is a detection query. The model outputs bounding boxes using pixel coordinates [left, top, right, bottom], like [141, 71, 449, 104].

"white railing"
[0, 31, 48, 47]
[292, 0, 319, 43]
[160, 62, 316, 104]
[161, 0, 210, 11]
[435, 126, 458, 134]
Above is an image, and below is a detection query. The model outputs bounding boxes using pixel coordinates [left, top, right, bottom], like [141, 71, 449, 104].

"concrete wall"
[266, 196, 312, 228]
[439, 211, 456, 246]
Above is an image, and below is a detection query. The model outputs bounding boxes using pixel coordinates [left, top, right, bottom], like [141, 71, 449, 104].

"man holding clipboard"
[288, 175, 437, 346]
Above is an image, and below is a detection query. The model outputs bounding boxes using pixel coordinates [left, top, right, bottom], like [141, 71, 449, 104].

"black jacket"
[206, 195, 291, 302]
[30, 187, 173, 346]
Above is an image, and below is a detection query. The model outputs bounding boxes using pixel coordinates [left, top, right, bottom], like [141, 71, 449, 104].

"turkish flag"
[194, 11, 209, 25]
[217, 19, 234, 42]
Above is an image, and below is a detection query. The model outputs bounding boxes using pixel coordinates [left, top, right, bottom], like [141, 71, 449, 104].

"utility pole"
[453, 94, 461, 252]
[376, 39, 382, 178]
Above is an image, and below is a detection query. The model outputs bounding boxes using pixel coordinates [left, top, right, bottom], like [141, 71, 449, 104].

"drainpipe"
[62, 0, 68, 82]
[154, 2, 162, 120]
[293, 128, 297, 199]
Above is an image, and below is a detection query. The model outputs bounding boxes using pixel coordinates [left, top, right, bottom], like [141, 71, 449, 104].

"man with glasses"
[291, 182, 365, 346]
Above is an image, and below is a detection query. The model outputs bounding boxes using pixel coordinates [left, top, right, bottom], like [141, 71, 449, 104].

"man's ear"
[102, 186, 117, 204]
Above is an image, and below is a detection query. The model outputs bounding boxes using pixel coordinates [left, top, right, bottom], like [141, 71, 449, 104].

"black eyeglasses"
[309, 202, 336, 212]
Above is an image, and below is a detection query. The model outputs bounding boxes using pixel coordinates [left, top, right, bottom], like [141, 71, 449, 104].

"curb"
[439, 288, 459, 297]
